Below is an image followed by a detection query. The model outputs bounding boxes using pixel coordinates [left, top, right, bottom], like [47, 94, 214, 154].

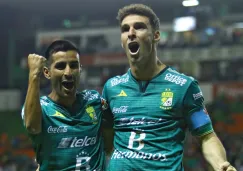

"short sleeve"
[21, 99, 45, 123]
[183, 80, 214, 136]
[101, 83, 114, 128]
[21, 100, 45, 141]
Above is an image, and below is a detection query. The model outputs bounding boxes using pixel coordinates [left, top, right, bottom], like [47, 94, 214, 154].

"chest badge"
[160, 89, 173, 110]
[86, 106, 98, 124]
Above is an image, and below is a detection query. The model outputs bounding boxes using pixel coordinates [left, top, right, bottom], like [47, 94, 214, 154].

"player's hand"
[36, 164, 40, 171]
[28, 54, 47, 76]
[219, 161, 237, 171]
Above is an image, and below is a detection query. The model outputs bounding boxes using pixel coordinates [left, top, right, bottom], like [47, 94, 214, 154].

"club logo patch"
[160, 89, 173, 110]
[86, 106, 98, 124]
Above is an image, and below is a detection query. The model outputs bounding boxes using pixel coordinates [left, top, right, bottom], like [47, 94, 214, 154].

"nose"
[128, 27, 136, 40]
[64, 65, 73, 79]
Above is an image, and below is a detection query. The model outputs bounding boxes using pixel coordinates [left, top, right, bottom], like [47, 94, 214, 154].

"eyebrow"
[121, 24, 129, 29]
[69, 61, 79, 64]
[54, 60, 79, 65]
[134, 22, 146, 25]
[121, 21, 147, 28]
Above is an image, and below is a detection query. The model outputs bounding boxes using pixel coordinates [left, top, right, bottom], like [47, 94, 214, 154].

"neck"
[48, 91, 76, 108]
[130, 51, 166, 81]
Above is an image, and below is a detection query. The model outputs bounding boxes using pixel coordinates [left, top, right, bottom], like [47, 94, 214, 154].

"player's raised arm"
[24, 54, 46, 134]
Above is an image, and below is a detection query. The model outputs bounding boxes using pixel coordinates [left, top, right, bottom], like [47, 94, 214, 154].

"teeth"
[129, 42, 138, 46]
[129, 47, 140, 55]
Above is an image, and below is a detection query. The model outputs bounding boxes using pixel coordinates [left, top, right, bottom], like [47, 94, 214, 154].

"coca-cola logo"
[112, 106, 128, 114]
[47, 126, 68, 133]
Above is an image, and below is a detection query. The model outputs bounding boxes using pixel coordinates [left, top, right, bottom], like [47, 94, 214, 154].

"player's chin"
[61, 87, 76, 97]
[129, 55, 142, 64]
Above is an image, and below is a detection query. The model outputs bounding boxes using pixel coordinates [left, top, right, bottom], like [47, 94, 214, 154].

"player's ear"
[43, 67, 51, 79]
[153, 30, 160, 43]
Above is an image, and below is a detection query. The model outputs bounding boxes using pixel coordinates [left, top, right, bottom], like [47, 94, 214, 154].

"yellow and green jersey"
[102, 67, 213, 171]
[22, 90, 106, 171]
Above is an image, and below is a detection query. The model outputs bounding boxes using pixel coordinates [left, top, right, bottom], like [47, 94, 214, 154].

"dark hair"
[117, 4, 160, 31]
[45, 40, 80, 60]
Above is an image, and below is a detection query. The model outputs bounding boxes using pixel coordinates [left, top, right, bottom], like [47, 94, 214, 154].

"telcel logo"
[57, 136, 97, 148]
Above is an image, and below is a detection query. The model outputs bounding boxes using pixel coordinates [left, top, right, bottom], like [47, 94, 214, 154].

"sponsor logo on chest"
[117, 117, 164, 126]
[47, 126, 68, 133]
[112, 106, 128, 114]
[57, 136, 97, 148]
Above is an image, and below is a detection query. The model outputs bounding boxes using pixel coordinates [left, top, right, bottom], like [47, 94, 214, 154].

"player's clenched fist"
[219, 162, 237, 171]
[28, 54, 47, 76]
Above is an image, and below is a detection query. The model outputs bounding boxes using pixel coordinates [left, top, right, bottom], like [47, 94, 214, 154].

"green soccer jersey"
[102, 67, 213, 171]
[22, 90, 106, 171]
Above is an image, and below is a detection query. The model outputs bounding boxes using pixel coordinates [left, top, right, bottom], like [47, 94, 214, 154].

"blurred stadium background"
[0, 0, 243, 170]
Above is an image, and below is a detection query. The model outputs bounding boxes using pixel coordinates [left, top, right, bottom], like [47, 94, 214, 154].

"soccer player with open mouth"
[22, 40, 106, 171]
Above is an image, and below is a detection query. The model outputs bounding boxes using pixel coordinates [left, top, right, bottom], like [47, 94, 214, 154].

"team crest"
[160, 89, 173, 110]
[86, 106, 98, 124]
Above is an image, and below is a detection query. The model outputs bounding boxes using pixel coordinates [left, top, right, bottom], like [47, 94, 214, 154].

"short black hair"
[117, 4, 160, 31]
[45, 40, 80, 60]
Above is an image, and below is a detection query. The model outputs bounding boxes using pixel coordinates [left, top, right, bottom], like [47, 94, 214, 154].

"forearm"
[24, 74, 42, 134]
[201, 132, 227, 170]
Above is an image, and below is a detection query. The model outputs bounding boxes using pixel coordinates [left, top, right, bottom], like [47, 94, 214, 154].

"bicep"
[183, 81, 213, 136]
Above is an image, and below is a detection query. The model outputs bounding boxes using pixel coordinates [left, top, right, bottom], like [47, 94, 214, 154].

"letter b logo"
[128, 131, 146, 150]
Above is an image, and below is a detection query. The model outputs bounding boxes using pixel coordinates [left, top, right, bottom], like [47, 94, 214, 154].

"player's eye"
[134, 23, 147, 30]
[121, 25, 129, 33]
[69, 62, 79, 69]
[55, 62, 66, 70]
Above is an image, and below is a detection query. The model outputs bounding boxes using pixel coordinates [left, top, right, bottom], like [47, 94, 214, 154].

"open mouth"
[62, 81, 74, 90]
[128, 42, 140, 54]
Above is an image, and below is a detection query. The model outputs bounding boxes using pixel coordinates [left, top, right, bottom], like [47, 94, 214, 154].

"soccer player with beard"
[22, 40, 106, 171]
[102, 4, 236, 171]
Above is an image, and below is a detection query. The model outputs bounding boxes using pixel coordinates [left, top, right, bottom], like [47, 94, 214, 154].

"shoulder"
[104, 72, 130, 88]
[79, 89, 101, 103]
[40, 96, 51, 107]
[163, 67, 197, 87]
[79, 90, 107, 115]
[21, 96, 50, 119]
